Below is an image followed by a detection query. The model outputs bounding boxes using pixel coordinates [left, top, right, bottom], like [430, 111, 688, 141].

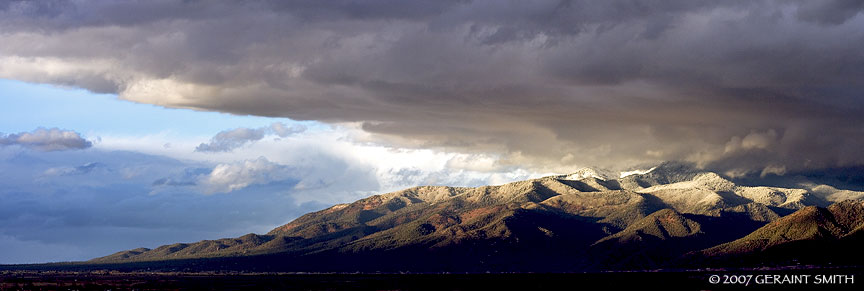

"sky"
[1, 0, 863, 263]
[0, 78, 540, 263]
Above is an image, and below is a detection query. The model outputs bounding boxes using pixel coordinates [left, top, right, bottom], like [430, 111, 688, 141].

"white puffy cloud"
[0, 127, 92, 151]
[201, 157, 295, 193]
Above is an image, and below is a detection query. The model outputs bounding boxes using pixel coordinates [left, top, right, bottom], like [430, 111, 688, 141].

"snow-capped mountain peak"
[562, 167, 612, 181]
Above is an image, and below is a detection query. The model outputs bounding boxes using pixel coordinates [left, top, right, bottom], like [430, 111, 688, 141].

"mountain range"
[55, 162, 864, 271]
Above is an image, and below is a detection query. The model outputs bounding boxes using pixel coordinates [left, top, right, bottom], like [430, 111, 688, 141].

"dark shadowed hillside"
[683, 200, 864, 268]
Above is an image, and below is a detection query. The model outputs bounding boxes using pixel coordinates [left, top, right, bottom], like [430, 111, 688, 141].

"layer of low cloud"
[0, 124, 546, 263]
[0, 127, 92, 151]
[0, 146, 321, 263]
[2, 1, 863, 174]
[133, 125, 544, 201]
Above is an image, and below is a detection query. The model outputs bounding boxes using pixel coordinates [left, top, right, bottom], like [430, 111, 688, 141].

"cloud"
[795, 0, 864, 25]
[195, 127, 267, 153]
[0, 148, 323, 263]
[151, 176, 197, 187]
[445, 154, 509, 172]
[270, 122, 307, 137]
[195, 122, 306, 152]
[43, 162, 104, 176]
[0, 127, 92, 151]
[0, 234, 86, 264]
[2, 1, 863, 173]
[760, 164, 787, 178]
[724, 130, 780, 154]
[201, 157, 296, 193]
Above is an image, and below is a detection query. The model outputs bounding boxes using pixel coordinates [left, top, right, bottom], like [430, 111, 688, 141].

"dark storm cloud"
[1, 0, 863, 174]
[795, 0, 864, 25]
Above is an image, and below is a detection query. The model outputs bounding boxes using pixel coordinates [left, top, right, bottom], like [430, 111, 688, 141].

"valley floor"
[2, 268, 862, 290]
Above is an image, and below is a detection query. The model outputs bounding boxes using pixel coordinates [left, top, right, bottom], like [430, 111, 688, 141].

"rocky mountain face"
[88, 162, 864, 272]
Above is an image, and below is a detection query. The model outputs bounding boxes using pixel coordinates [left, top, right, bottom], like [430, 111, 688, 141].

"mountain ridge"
[81, 162, 864, 272]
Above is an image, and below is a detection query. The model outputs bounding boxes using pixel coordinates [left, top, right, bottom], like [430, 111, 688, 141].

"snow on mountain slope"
[560, 167, 615, 181]
[619, 167, 657, 178]
[802, 183, 864, 202]
[638, 172, 827, 210]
